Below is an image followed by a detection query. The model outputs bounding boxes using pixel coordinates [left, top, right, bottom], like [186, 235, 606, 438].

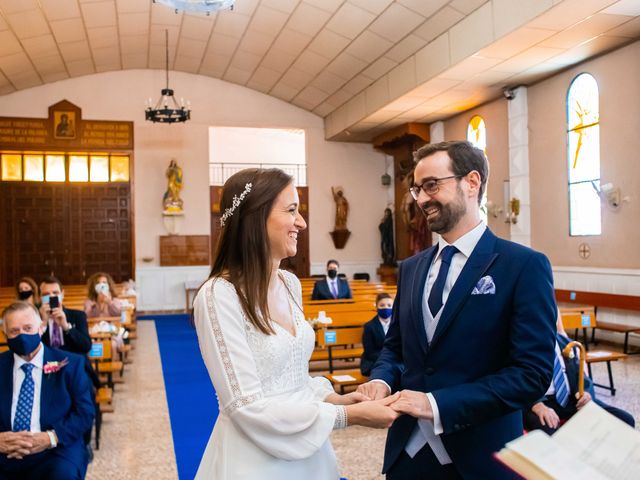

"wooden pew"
[314, 325, 364, 373]
[560, 306, 596, 349]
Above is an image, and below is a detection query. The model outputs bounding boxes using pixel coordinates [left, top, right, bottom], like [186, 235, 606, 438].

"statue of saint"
[332, 186, 349, 231]
[379, 208, 395, 265]
[163, 159, 184, 212]
[401, 174, 430, 256]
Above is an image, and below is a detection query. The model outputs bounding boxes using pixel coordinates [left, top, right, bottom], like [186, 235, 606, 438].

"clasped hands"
[0, 431, 52, 459]
[326, 381, 433, 429]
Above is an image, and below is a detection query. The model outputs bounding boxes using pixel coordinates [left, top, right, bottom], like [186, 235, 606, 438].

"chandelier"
[152, 0, 235, 15]
[145, 30, 191, 124]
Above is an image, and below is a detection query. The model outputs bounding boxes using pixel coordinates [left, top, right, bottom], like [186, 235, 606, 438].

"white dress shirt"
[378, 317, 390, 335]
[11, 344, 44, 432]
[407, 221, 487, 463]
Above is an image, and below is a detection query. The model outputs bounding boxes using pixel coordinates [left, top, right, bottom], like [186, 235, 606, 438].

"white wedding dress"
[193, 270, 342, 479]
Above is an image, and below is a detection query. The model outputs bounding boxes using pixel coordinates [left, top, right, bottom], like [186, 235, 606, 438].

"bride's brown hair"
[208, 168, 293, 335]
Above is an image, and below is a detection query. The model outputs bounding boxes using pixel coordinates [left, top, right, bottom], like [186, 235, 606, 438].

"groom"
[358, 141, 557, 479]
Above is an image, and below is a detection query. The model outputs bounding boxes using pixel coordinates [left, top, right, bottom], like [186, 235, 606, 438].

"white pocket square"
[471, 275, 495, 295]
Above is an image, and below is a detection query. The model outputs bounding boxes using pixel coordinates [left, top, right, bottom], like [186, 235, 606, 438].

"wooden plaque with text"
[160, 235, 210, 266]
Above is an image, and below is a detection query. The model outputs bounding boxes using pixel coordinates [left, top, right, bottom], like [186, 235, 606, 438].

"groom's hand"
[356, 381, 390, 400]
[389, 390, 433, 420]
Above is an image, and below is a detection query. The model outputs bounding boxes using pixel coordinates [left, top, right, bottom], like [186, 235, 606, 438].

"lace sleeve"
[193, 278, 338, 460]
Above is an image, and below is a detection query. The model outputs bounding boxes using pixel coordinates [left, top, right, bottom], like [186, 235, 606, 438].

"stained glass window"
[45, 154, 66, 182]
[24, 154, 44, 181]
[110, 155, 129, 181]
[90, 155, 109, 182]
[567, 73, 600, 236]
[467, 115, 488, 223]
[69, 155, 89, 182]
[1, 153, 22, 181]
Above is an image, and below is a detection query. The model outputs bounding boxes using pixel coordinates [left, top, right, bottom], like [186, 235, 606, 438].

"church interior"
[1, 0, 640, 478]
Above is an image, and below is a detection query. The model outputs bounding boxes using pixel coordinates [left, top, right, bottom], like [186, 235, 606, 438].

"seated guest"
[0, 302, 95, 479]
[39, 276, 91, 356]
[311, 259, 352, 300]
[523, 311, 635, 434]
[360, 293, 393, 376]
[84, 272, 122, 318]
[15, 277, 40, 307]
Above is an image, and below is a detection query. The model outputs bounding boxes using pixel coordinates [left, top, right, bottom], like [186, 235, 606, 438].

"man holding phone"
[39, 276, 91, 355]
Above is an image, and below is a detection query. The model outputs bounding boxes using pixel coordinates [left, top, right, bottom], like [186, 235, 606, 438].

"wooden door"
[0, 182, 133, 286]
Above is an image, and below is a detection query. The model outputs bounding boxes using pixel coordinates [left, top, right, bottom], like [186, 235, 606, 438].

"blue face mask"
[8, 333, 41, 357]
[377, 308, 393, 320]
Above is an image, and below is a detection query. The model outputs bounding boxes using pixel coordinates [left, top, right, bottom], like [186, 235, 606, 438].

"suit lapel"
[410, 247, 438, 355]
[374, 319, 385, 342]
[39, 346, 55, 429]
[0, 353, 14, 430]
[430, 229, 499, 349]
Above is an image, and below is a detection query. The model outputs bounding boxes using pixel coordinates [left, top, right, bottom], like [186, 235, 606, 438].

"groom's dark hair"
[413, 140, 489, 206]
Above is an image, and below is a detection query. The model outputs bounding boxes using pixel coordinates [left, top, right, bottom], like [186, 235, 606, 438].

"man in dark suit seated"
[523, 312, 635, 433]
[0, 302, 95, 479]
[361, 293, 394, 376]
[39, 276, 91, 356]
[311, 260, 352, 300]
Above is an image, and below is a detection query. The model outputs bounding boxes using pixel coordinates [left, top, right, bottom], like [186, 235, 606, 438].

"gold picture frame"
[53, 111, 76, 139]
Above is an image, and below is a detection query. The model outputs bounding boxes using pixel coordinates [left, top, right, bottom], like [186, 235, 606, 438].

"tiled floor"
[86, 321, 178, 480]
[87, 326, 640, 480]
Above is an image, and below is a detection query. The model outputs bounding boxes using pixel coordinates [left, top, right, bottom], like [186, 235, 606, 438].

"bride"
[194, 168, 399, 479]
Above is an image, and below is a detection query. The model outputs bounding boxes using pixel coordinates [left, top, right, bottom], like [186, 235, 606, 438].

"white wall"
[0, 70, 387, 306]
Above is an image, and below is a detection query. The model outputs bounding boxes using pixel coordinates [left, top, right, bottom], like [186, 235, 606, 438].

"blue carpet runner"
[141, 314, 217, 480]
[141, 313, 348, 480]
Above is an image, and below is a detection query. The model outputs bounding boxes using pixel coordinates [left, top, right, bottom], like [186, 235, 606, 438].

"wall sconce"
[503, 180, 520, 224]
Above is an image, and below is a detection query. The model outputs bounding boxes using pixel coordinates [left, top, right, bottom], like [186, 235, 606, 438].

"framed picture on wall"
[53, 111, 76, 139]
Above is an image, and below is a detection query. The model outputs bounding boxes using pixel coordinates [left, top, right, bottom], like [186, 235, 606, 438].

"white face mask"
[95, 283, 110, 295]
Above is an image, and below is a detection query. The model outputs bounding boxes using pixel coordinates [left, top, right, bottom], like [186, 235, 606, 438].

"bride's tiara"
[220, 182, 252, 227]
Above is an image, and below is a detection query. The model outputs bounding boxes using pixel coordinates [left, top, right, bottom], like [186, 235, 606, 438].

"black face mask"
[18, 290, 34, 300]
[327, 269, 338, 279]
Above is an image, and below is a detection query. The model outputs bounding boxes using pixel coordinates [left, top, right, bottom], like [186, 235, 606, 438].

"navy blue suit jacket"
[370, 228, 557, 478]
[41, 307, 92, 355]
[360, 316, 386, 376]
[0, 345, 95, 472]
[311, 277, 352, 300]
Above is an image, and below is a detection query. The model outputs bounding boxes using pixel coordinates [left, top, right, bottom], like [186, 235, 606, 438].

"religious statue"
[401, 174, 430, 256]
[163, 159, 184, 213]
[379, 208, 395, 266]
[330, 186, 350, 249]
[332, 186, 349, 231]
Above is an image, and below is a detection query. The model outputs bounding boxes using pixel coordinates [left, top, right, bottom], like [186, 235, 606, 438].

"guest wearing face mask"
[39, 276, 91, 356]
[311, 260, 353, 300]
[14, 277, 40, 307]
[0, 302, 94, 479]
[361, 293, 395, 377]
[83, 272, 122, 319]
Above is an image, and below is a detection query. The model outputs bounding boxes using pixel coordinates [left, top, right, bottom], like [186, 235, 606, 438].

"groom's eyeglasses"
[410, 175, 464, 200]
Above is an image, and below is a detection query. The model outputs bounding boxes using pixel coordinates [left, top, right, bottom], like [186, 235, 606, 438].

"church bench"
[325, 370, 368, 394]
[314, 326, 364, 373]
[585, 350, 628, 396]
[591, 322, 640, 355]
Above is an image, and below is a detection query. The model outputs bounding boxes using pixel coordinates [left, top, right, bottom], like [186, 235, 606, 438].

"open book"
[495, 402, 640, 479]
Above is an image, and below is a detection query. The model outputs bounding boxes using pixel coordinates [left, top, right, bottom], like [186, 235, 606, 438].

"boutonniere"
[44, 358, 69, 376]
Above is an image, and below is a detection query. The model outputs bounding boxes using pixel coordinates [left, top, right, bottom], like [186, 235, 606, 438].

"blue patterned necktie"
[553, 349, 570, 407]
[13, 363, 35, 432]
[428, 245, 459, 317]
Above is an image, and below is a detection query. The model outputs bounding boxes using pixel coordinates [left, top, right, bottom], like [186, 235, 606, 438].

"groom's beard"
[420, 186, 467, 234]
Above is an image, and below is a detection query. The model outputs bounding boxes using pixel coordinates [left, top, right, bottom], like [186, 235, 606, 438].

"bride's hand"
[345, 393, 401, 428]
[324, 391, 370, 405]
